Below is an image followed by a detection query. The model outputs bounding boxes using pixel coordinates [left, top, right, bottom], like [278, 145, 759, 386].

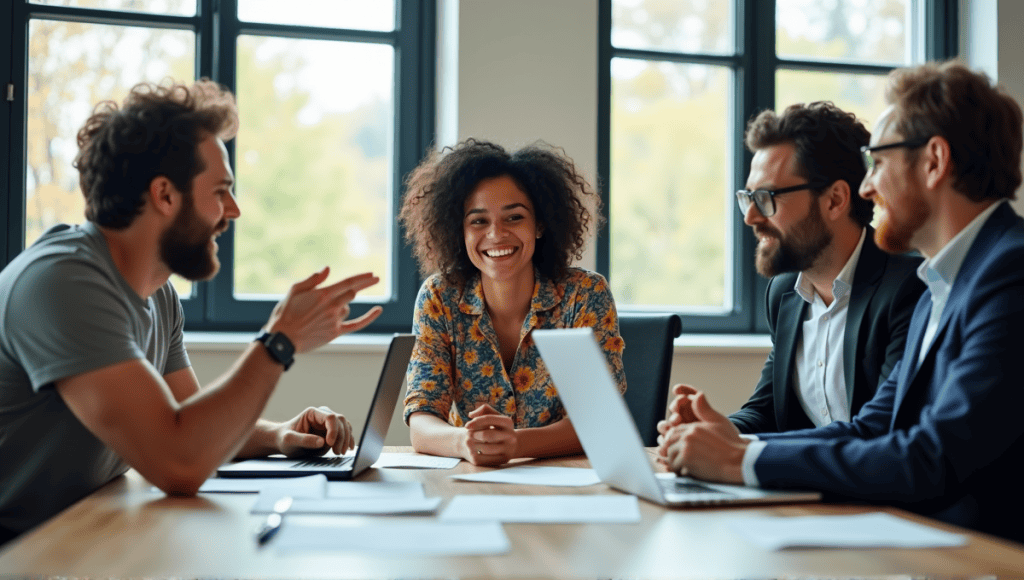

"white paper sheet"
[272, 521, 509, 555]
[372, 452, 461, 469]
[450, 466, 601, 487]
[730, 513, 969, 550]
[440, 494, 641, 523]
[325, 481, 425, 499]
[251, 495, 442, 515]
[195, 474, 327, 495]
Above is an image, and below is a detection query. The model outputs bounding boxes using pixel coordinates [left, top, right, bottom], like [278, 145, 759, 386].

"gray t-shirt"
[0, 222, 190, 538]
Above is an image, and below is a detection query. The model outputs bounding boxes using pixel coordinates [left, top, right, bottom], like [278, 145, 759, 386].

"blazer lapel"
[892, 203, 1019, 421]
[774, 289, 807, 428]
[844, 230, 885, 406]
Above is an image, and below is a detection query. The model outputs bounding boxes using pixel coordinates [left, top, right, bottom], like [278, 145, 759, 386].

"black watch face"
[263, 333, 294, 366]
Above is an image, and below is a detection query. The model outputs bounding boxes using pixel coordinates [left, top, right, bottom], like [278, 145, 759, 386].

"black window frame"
[2, 0, 434, 335]
[597, 0, 957, 334]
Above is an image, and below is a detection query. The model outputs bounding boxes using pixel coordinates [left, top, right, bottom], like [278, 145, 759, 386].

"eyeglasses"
[735, 183, 823, 218]
[860, 137, 932, 175]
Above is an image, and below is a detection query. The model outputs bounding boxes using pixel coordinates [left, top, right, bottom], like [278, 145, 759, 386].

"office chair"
[616, 312, 682, 446]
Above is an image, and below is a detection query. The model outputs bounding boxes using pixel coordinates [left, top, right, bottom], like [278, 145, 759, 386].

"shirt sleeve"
[154, 282, 191, 376]
[5, 257, 145, 391]
[573, 272, 627, 394]
[403, 278, 456, 424]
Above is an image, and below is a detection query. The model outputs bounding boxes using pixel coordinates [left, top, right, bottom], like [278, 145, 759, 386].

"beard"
[872, 192, 929, 254]
[159, 193, 225, 281]
[754, 204, 833, 278]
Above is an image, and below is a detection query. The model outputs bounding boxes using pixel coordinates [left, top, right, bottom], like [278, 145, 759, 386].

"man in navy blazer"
[658, 62, 1024, 543]
[728, 103, 925, 434]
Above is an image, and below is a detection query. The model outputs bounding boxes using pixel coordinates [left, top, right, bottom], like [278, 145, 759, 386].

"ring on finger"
[476, 449, 482, 455]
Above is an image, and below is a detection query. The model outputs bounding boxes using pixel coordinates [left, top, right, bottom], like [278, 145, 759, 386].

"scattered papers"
[730, 513, 968, 550]
[372, 453, 461, 469]
[196, 474, 327, 495]
[441, 494, 641, 523]
[326, 481, 425, 499]
[273, 521, 509, 555]
[451, 466, 601, 487]
[252, 495, 442, 515]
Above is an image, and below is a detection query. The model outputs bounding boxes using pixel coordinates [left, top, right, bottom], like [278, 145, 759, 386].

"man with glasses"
[665, 101, 924, 437]
[657, 62, 1024, 543]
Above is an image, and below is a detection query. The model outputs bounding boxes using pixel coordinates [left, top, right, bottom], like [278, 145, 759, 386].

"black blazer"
[729, 229, 926, 433]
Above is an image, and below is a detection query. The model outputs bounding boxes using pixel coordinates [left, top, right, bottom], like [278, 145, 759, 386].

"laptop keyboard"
[291, 456, 354, 468]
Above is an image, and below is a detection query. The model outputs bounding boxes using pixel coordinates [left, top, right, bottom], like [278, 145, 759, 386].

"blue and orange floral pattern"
[403, 267, 626, 428]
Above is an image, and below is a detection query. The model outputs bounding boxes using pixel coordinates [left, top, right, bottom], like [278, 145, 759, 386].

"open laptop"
[532, 328, 821, 507]
[216, 333, 416, 481]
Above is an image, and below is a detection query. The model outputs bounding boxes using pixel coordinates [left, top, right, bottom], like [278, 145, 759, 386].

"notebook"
[532, 327, 821, 507]
[216, 333, 416, 481]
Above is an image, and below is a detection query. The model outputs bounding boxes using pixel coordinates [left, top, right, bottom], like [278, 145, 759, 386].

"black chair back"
[617, 313, 682, 446]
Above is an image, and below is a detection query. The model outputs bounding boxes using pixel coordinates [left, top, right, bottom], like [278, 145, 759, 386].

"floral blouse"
[403, 267, 627, 429]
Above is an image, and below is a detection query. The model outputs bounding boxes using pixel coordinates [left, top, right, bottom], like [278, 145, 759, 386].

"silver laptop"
[216, 334, 415, 481]
[532, 328, 821, 507]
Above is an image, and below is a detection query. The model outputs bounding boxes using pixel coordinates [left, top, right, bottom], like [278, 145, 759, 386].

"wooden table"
[2, 448, 1023, 578]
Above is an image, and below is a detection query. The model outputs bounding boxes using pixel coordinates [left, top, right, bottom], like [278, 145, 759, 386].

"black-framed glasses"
[735, 183, 823, 218]
[860, 137, 932, 175]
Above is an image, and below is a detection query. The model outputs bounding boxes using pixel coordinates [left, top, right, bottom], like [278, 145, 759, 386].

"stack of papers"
[372, 452, 461, 469]
[273, 521, 510, 554]
[236, 475, 442, 515]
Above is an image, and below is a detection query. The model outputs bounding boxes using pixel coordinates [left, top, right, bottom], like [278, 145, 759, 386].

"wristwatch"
[256, 331, 295, 371]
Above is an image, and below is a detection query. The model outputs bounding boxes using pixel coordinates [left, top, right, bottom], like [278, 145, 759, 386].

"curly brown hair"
[745, 101, 874, 227]
[399, 139, 601, 287]
[885, 61, 1022, 202]
[74, 79, 238, 229]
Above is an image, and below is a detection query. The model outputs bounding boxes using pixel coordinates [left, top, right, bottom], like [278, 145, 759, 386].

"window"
[598, 0, 956, 332]
[3, 0, 434, 333]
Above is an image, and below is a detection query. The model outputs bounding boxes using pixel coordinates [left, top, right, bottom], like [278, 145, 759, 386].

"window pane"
[612, 0, 733, 54]
[777, 0, 912, 65]
[238, 0, 395, 32]
[234, 36, 393, 300]
[776, 70, 887, 134]
[30, 0, 195, 16]
[610, 59, 731, 310]
[27, 19, 196, 296]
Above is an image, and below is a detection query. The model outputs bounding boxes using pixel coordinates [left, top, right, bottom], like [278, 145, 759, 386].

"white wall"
[186, 1, 1014, 446]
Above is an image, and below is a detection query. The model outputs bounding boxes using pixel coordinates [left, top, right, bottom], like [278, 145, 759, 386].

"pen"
[255, 495, 293, 546]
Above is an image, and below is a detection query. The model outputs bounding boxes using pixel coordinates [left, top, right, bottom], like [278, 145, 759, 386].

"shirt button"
[822, 314, 829, 321]
[817, 360, 824, 368]
[820, 408, 828, 417]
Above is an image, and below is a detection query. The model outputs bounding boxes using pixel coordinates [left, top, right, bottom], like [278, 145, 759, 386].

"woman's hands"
[462, 404, 518, 466]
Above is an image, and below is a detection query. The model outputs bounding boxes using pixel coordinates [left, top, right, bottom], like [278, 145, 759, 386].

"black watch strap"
[256, 331, 295, 371]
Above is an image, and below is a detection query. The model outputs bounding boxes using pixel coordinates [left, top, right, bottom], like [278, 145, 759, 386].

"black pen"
[256, 496, 293, 546]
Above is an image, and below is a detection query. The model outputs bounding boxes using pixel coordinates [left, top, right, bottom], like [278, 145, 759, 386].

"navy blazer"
[754, 203, 1024, 543]
[730, 230, 925, 433]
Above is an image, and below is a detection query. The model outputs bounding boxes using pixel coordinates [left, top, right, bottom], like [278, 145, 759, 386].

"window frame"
[3, 0, 434, 334]
[597, 0, 957, 334]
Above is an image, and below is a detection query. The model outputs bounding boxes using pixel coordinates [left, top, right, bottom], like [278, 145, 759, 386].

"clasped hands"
[462, 404, 518, 466]
[655, 384, 748, 484]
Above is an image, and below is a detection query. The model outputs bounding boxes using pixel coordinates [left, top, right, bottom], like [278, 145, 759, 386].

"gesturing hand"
[266, 267, 383, 354]
[656, 391, 747, 484]
[462, 404, 517, 466]
[276, 406, 355, 457]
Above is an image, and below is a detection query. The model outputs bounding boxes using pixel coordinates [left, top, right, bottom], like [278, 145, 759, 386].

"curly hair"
[885, 61, 1022, 202]
[745, 101, 874, 227]
[74, 79, 239, 229]
[399, 139, 601, 287]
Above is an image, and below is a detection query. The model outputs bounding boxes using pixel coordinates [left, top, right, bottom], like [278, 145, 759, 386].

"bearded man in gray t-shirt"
[0, 80, 383, 544]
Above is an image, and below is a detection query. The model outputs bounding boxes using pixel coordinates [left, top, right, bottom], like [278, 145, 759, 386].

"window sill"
[184, 332, 772, 355]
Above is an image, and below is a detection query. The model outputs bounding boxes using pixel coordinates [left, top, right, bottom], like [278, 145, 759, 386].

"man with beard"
[661, 102, 924, 437]
[0, 80, 383, 545]
[656, 62, 1024, 544]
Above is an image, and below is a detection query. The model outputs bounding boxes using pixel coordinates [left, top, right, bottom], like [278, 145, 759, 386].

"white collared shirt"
[916, 200, 1005, 364]
[792, 229, 866, 427]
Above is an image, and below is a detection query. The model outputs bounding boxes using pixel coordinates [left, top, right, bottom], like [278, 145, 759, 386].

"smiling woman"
[398, 139, 627, 467]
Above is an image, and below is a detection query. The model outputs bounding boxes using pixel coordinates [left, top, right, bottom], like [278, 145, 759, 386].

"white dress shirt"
[792, 228, 866, 426]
